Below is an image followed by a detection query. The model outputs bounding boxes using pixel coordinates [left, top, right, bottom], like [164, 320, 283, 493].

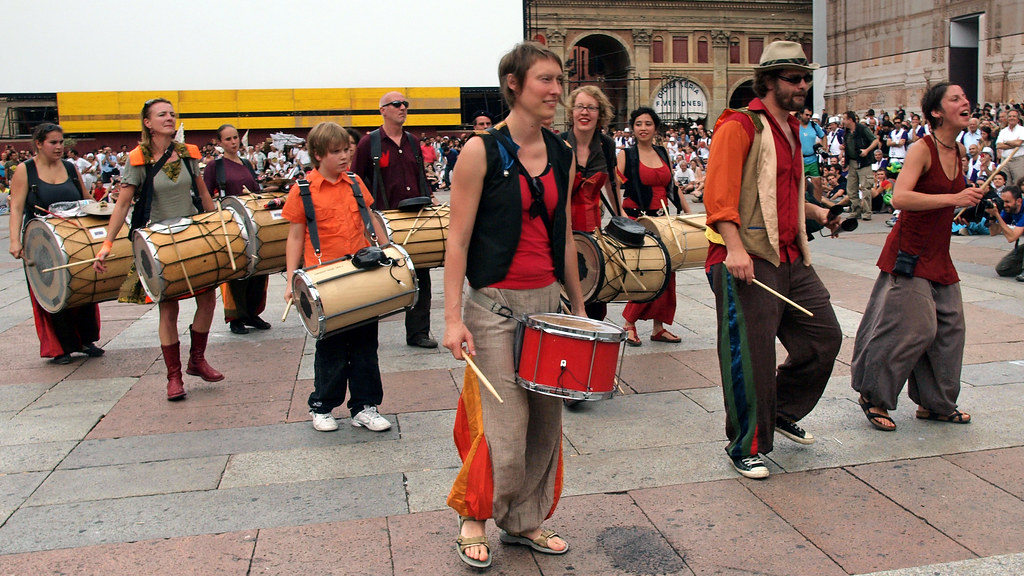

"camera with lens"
[959, 191, 1002, 223]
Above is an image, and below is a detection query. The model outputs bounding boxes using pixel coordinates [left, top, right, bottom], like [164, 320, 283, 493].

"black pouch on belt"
[351, 246, 389, 269]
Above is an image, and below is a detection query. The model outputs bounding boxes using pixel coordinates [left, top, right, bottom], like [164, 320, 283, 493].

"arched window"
[653, 36, 664, 63]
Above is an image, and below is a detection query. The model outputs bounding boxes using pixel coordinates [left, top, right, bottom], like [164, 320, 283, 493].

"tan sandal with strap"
[499, 528, 570, 555]
[457, 516, 491, 568]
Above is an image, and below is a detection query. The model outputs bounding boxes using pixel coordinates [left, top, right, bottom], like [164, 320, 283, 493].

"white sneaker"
[351, 405, 392, 432]
[310, 411, 338, 432]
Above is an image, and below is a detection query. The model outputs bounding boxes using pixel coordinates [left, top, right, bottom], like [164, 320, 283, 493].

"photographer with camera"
[986, 186, 1024, 279]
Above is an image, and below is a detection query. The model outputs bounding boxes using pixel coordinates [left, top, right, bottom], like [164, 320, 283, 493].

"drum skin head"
[572, 232, 603, 303]
[396, 196, 433, 211]
[81, 202, 115, 217]
[23, 220, 70, 312]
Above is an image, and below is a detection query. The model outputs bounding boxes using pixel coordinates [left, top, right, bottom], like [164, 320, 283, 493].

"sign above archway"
[653, 78, 708, 121]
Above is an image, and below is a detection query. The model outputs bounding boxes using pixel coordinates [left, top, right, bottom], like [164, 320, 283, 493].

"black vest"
[623, 145, 680, 212]
[466, 126, 572, 289]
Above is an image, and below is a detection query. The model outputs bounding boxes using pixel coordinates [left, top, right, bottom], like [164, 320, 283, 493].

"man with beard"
[703, 41, 843, 479]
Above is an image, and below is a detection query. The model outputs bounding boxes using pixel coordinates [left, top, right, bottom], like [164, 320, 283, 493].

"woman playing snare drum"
[442, 41, 585, 570]
[94, 98, 222, 401]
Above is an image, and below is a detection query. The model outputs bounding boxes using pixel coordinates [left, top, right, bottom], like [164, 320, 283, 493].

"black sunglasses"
[776, 73, 813, 85]
[383, 100, 410, 109]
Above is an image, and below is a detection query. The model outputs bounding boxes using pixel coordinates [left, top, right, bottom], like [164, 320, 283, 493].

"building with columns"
[820, 0, 1024, 115]
[528, 0, 813, 131]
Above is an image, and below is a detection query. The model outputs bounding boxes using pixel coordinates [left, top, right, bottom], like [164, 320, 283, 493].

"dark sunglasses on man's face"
[383, 100, 410, 109]
[776, 73, 813, 85]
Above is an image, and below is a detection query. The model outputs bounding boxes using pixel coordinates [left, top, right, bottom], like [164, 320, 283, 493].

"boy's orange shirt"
[282, 170, 374, 267]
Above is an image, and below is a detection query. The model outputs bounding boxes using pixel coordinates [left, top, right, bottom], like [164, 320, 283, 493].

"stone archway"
[567, 33, 632, 129]
[729, 80, 756, 110]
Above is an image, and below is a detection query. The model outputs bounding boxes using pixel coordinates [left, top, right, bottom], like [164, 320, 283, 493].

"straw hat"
[754, 41, 819, 72]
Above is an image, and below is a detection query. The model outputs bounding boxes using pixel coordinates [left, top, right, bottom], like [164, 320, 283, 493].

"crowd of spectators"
[4, 101, 1023, 248]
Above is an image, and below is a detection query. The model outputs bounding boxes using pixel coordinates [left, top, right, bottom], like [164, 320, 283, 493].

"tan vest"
[706, 109, 811, 267]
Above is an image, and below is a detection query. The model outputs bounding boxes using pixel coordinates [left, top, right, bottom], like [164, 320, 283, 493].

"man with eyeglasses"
[703, 40, 842, 480]
[354, 91, 438, 348]
[842, 111, 880, 220]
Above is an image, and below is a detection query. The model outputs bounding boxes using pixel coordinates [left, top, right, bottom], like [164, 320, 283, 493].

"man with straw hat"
[703, 41, 843, 479]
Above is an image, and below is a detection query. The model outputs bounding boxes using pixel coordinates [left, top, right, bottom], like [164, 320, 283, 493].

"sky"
[8, 0, 524, 92]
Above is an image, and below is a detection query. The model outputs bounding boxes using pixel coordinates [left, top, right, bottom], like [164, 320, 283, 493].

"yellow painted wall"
[57, 87, 462, 133]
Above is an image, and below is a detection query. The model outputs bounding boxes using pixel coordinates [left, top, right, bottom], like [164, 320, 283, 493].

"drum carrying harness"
[368, 129, 430, 211]
[297, 172, 385, 267]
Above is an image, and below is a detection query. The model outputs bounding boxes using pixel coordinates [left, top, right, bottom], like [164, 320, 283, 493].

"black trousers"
[309, 320, 384, 417]
[405, 268, 433, 343]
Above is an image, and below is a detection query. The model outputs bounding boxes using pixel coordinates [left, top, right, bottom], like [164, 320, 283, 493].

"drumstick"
[981, 142, 1024, 189]
[215, 203, 237, 272]
[400, 206, 428, 246]
[242, 185, 251, 195]
[594, 231, 647, 292]
[282, 296, 292, 322]
[677, 216, 707, 231]
[464, 352, 504, 404]
[34, 205, 86, 230]
[660, 199, 684, 254]
[751, 278, 814, 317]
[166, 226, 196, 296]
[40, 255, 115, 273]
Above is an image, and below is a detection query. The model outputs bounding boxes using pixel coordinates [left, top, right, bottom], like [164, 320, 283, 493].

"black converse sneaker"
[776, 417, 815, 445]
[730, 455, 769, 479]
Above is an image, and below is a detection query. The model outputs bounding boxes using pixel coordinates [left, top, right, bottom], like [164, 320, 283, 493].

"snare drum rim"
[524, 312, 626, 343]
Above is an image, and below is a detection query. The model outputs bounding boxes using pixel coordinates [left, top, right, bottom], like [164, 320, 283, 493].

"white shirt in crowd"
[996, 124, 1024, 160]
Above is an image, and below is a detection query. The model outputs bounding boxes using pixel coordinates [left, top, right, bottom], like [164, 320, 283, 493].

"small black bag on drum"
[603, 215, 647, 246]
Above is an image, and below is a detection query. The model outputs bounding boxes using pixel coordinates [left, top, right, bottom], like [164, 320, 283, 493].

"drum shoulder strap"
[215, 157, 226, 197]
[468, 287, 522, 322]
[62, 160, 84, 198]
[346, 172, 379, 246]
[369, 129, 388, 209]
[297, 179, 321, 259]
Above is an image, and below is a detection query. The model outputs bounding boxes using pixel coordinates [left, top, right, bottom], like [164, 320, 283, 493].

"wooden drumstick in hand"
[282, 296, 293, 322]
[464, 351, 503, 403]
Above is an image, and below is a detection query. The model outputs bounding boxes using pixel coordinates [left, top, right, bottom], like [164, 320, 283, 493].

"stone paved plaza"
[1, 205, 1023, 575]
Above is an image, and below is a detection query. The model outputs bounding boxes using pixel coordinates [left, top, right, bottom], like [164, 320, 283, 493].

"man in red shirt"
[703, 41, 842, 479]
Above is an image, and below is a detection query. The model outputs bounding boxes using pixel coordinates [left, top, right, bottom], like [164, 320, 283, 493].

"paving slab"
[857, 552, 1024, 576]
[944, 446, 1024, 500]
[847, 457, 1024, 557]
[0, 382, 50, 412]
[960, 360, 1024, 386]
[219, 436, 458, 488]
[62, 347, 159, 381]
[26, 455, 228, 506]
[0, 529, 257, 575]
[61, 421, 382, 469]
[535, 493, 693, 576]
[0, 474, 408, 555]
[632, 478, 847, 576]
[0, 471, 46, 525]
[0, 440, 76, 474]
[404, 467, 457, 513]
[0, 412, 101, 446]
[744, 468, 974, 575]
[393, 408, 456, 441]
[387, 508, 542, 575]
[249, 519, 391, 576]
[378, 368, 461, 414]
[618, 351, 711, 393]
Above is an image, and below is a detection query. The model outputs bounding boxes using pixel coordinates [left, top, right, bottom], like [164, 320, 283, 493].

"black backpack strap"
[369, 129, 389, 209]
[241, 158, 259, 183]
[486, 126, 553, 236]
[347, 172, 380, 246]
[215, 157, 226, 198]
[130, 145, 175, 233]
[62, 160, 84, 198]
[599, 133, 622, 215]
[297, 179, 322, 262]
[180, 151, 205, 212]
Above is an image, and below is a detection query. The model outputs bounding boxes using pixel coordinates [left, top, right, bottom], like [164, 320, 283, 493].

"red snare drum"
[516, 313, 626, 401]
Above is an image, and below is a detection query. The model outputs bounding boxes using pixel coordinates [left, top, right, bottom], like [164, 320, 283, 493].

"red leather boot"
[162, 342, 186, 401]
[185, 325, 224, 382]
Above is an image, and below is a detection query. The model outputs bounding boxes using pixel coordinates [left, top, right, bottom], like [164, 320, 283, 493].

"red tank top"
[877, 135, 961, 284]
[622, 161, 671, 211]
[491, 166, 558, 289]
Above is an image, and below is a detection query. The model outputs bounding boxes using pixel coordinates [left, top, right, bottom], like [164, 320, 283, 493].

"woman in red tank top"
[851, 83, 983, 431]
[616, 107, 691, 345]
